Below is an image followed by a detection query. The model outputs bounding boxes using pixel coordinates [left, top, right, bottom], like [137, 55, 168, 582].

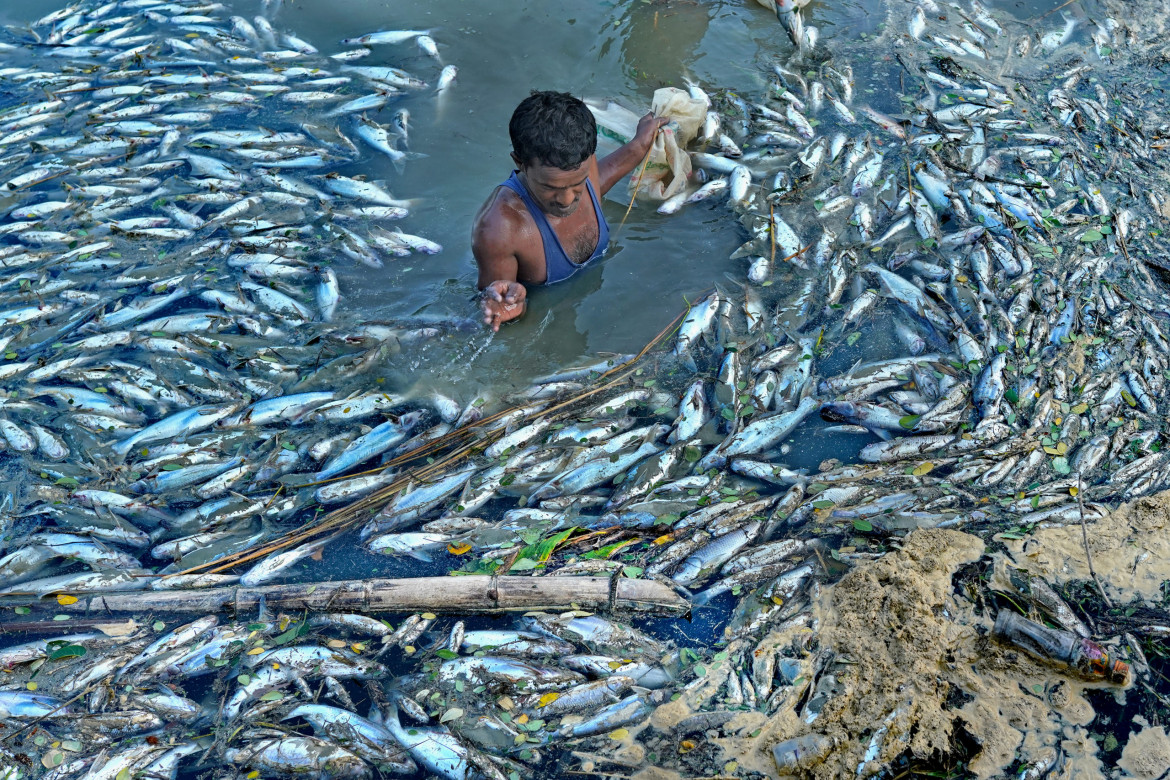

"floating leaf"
[115, 768, 130, 780]
[14, 606, 30, 615]
[509, 557, 538, 571]
[56, 594, 77, 606]
[609, 728, 629, 740]
[43, 751, 66, 769]
[435, 649, 459, 660]
[899, 414, 921, 430]
[26, 681, 37, 691]
[1080, 229, 1103, 242]
[440, 707, 463, 723]
[327, 639, 347, 649]
[1051, 457, 1072, 475]
[853, 519, 874, 532]
[259, 690, 283, 701]
[912, 462, 934, 476]
[447, 542, 472, 555]
[622, 565, 643, 579]
[47, 644, 86, 662]
[537, 692, 560, 708]
[811, 500, 835, 510]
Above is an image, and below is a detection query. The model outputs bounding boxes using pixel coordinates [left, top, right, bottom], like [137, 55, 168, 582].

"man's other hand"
[634, 113, 669, 150]
[481, 280, 527, 332]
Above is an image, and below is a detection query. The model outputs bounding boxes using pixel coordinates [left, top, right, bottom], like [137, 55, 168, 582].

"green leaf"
[435, 649, 459, 660]
[14, 606, 30, 615]
[622, 565, 643, 578]
[1051, 457, 1071, 475]
[720, 407, 735, 421]
[812, 500, 835, 510]
[509, 557, 539, 571]
[683, 445, 701, 463]
[260, 690, 283, 701]
[1080, 229, 1103, 242]
[853, 519, 874, 532]
[54, 476, 79, 488]
[48, 644, 86, 662]
[160, 463, 183, 471]
[899, 414, 921, 430]
[237, 674, 251, 685]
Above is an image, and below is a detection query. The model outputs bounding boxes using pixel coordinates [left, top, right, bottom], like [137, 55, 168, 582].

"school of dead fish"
[0, 0, 1168, 778]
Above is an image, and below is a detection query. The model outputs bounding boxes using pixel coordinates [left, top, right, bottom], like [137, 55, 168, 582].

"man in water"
[473, 90, 667, 331]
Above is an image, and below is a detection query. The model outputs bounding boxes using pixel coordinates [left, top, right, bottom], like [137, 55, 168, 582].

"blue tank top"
[499, 170, 610, 285]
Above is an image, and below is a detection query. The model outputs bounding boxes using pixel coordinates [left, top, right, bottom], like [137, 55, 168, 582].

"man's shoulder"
[473, 186, 535, 244]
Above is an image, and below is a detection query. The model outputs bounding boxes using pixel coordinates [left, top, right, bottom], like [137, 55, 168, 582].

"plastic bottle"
[991, 610, 1130, 684]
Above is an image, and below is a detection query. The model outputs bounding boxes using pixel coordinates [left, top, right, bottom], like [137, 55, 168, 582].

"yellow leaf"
[247, 647, 265, 655]
[421, 613, 437, 620]
[537, 692, 560, 708]
[403, 645, 416, 655]
[724, 761, 739, 773]
[1055, 441, 1068, 455]
[607, 661, 624, 670]
[771, 596, 785, 606]
[1043, 446, 1060, 455]
[26, 681, 36, 691]
[247, 772, 260, 780]
[351, 643, 365, 653]
[609, 728, 629, 740]
[56, 594, 77, 606]
[1069, 486, 1079, 497]
[447, 542, 472, 555]
[327, 639, 347, 649]
[497, 696, 515, 711]
[1054, 416, 1063, 425]
[1071, 402, 1088, 414]
[515, 713, 529, 725]
[653, 534, 672, 546]
[679, 740, 696, 754]
[912, 462, 934, 476]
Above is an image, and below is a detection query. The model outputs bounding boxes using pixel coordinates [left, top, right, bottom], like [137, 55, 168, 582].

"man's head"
[509, 90, 597, 218]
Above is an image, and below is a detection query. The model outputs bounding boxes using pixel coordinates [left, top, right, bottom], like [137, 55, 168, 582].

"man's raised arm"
[596, 113, 670, 196]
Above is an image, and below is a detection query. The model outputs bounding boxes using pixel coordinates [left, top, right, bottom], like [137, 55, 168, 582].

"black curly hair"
[509, 90, 597, 171]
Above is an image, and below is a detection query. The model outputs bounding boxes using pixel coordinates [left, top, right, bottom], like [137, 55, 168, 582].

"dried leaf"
[440, 707, 464, 723]
[536, 692, 560, 708]
[94, 619, 138, 637]
[56, 594, 77, 606]
[447, 542, 472, 555]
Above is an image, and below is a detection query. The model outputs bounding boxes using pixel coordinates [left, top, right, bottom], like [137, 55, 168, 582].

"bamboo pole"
[2, 576, 690, 619]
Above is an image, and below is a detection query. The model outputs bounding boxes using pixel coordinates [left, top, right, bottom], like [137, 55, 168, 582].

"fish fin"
[407, 549, 433, 562]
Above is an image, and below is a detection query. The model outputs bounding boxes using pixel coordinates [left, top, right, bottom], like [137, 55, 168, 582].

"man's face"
[516, 158, 590, 219]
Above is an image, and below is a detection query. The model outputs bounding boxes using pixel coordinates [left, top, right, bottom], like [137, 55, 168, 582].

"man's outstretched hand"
[481, 280, 527, 332]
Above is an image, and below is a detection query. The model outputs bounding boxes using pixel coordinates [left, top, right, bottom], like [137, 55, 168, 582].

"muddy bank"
[1004, 490, 1170, 605]
[688, 528, 1133, 778]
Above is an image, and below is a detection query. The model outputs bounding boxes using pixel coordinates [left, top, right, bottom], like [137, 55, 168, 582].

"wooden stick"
[4, 576, 690, 616]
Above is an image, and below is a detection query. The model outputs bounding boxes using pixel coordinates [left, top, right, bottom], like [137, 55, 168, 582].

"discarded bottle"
[772, 733, 836, 773]
[992, 611, 1130, 685]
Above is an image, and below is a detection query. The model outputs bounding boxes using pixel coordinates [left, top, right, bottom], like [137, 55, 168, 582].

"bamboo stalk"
[5, 576, 690, 616]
